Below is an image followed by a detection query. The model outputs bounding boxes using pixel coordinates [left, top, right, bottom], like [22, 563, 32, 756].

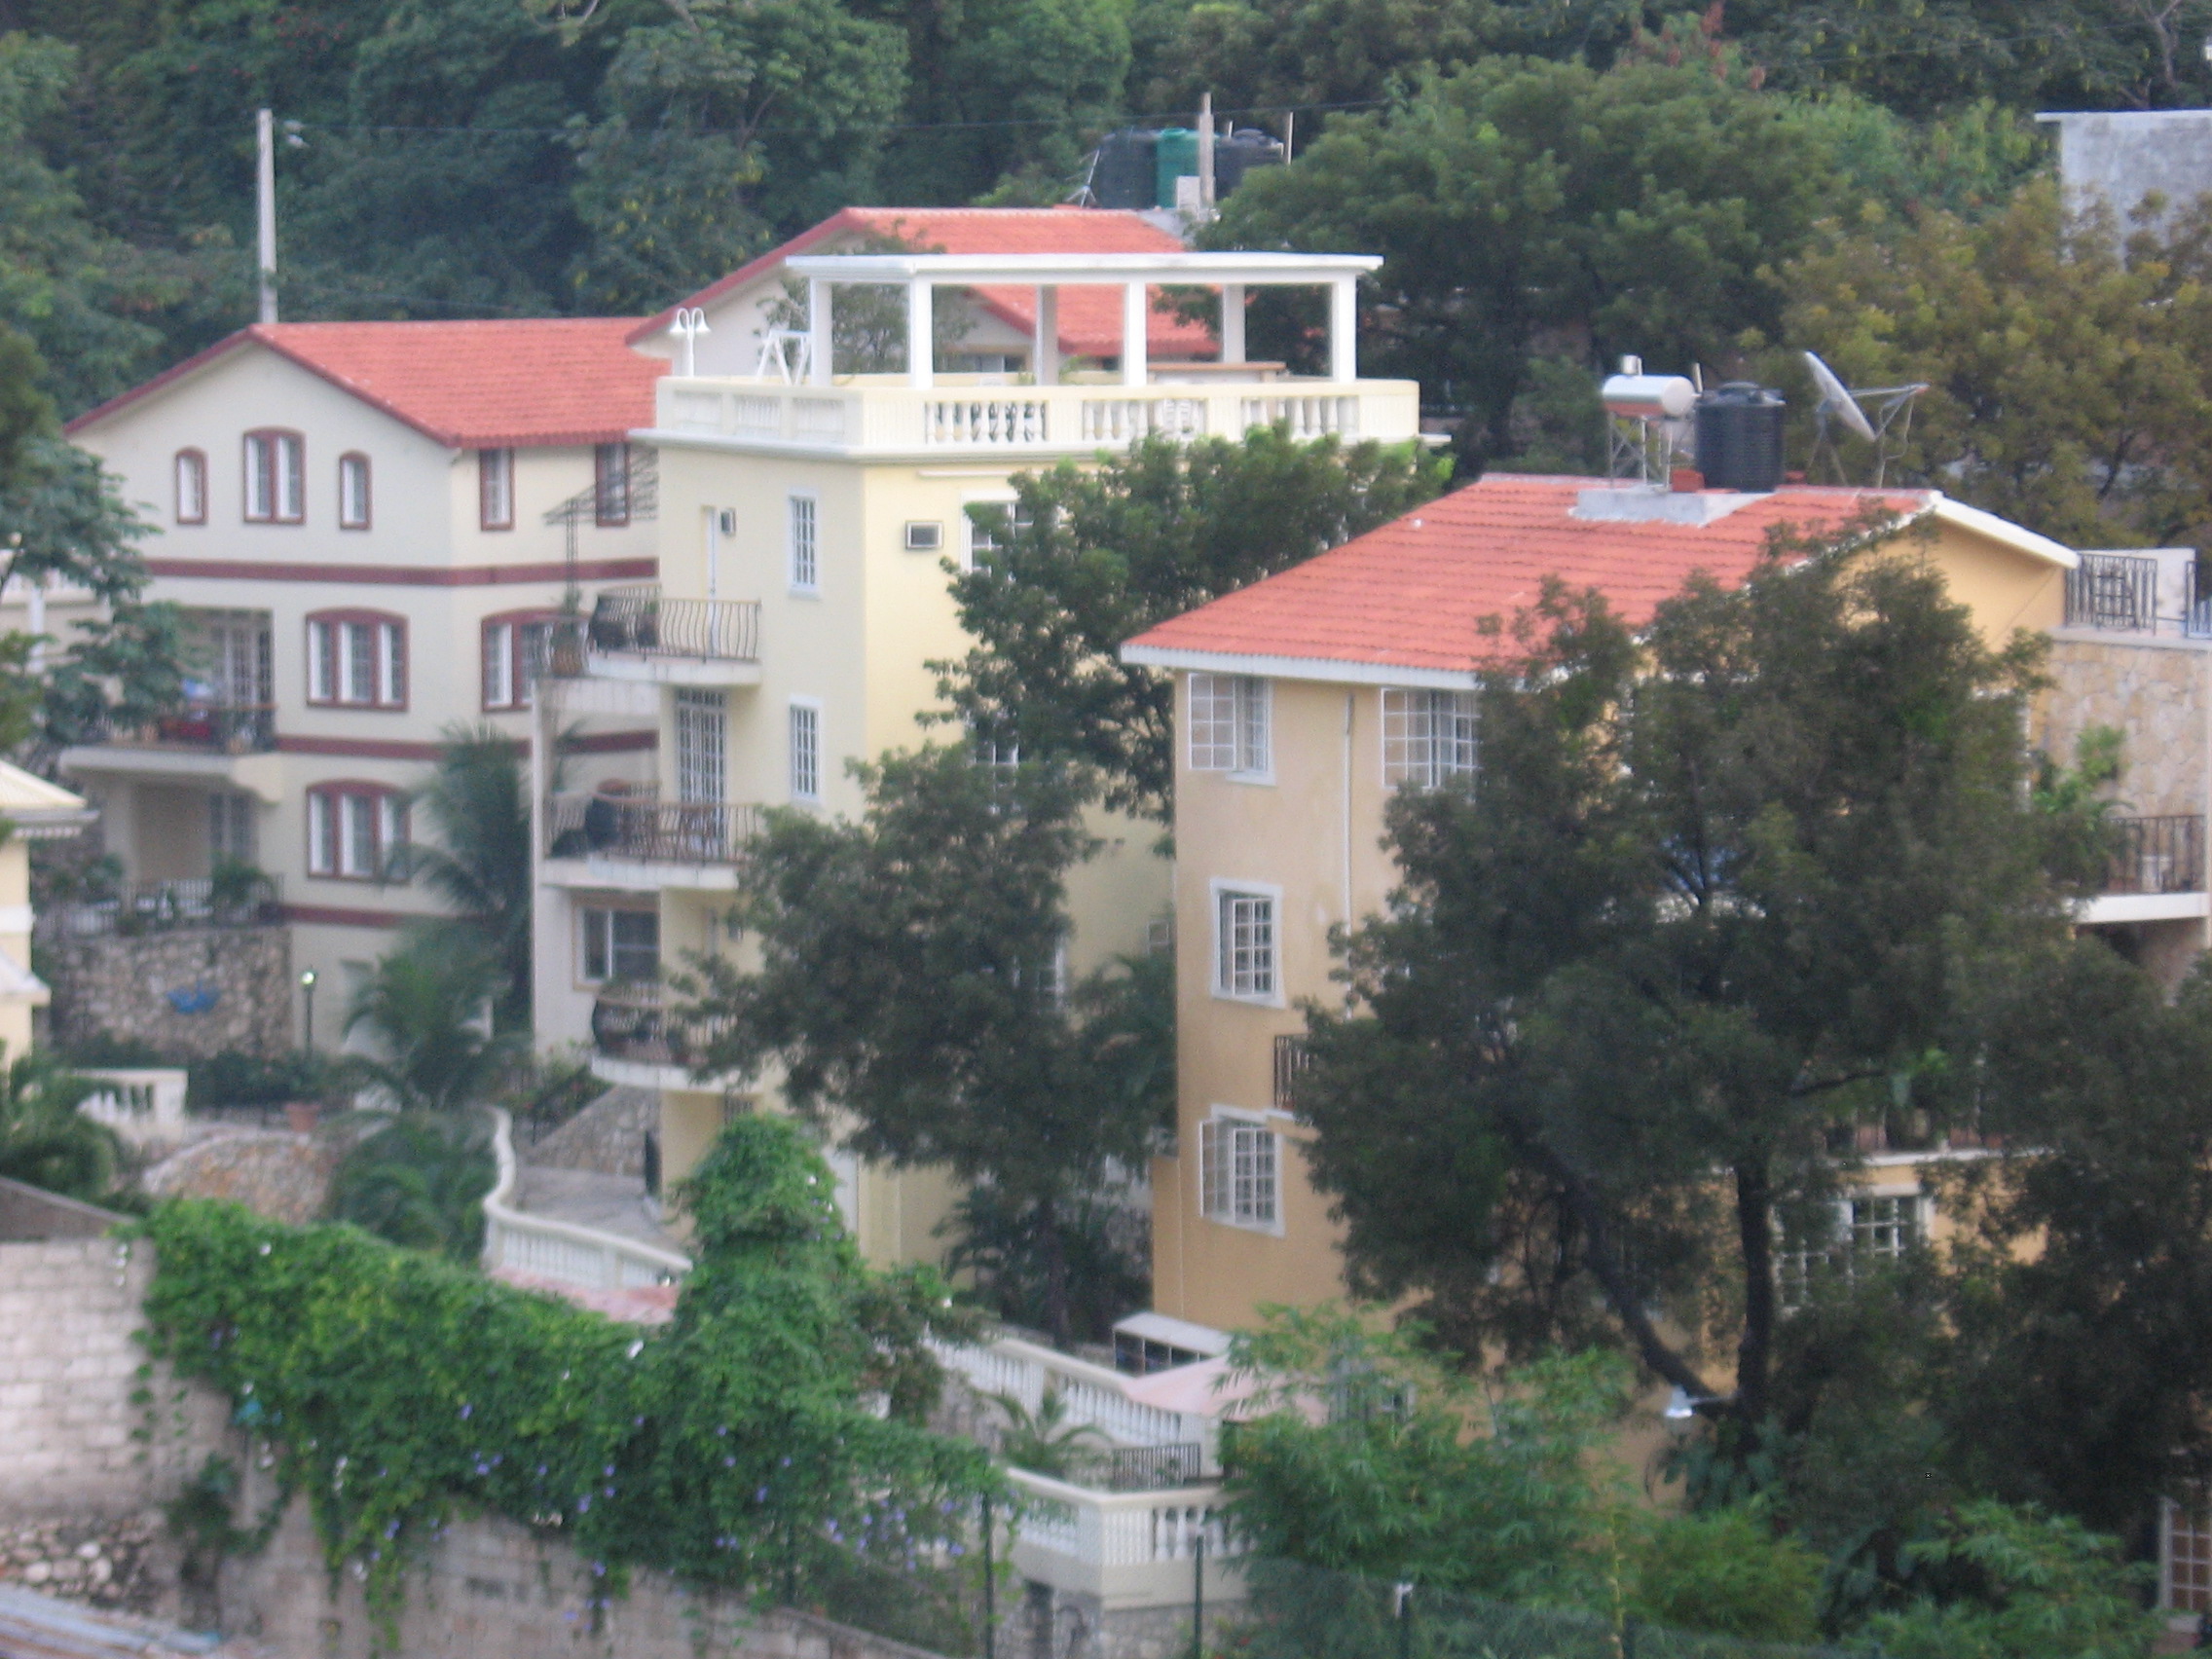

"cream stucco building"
[0, 761, 93, 1056]
[531, 236, 1421, 1266]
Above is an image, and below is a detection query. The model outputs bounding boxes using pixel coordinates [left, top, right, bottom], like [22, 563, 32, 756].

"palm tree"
[0, 1049, 122, 1203]
[344, 942, 523, 1114]
[330, 1112, 496, 1258]
[386, 723, 546, 1029]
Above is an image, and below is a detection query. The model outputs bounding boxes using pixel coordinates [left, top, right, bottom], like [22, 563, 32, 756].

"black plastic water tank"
[1092, 129, 1159, 210]
[1214, 129, 1286, 199]
[1694, 383, 1787, 492]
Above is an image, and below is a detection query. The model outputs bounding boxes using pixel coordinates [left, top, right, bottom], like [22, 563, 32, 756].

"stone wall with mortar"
[0, 1237, 230, 1525]
[527, 1085, 657, 1178]
[139, 1126, 348, 1226]
[44, 926, 292, 1060]
[2039, 636, 2211, 818]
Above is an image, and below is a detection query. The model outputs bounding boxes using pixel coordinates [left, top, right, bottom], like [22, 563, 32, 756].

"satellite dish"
[1803, 350, 1876, 443]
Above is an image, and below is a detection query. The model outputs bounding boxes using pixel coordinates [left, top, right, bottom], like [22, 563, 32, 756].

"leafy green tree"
[386, 724, 540, 1030]
[1781, 179, 2212, 547]
[986, 1384, 1106, 1478]
[688, 745, 1170, 1342]
[0, 1047, 121, 1204]
[1627, 1504, 1822, 1642]
[1866, 1501, 2158, 1659]
[330, 1112, 497, 1259]
[1292, 531, 2088, 1448]
[344, 940, 523, 1112]
[934, 427, 1443, 823]
[1203, 55, 1841, 467]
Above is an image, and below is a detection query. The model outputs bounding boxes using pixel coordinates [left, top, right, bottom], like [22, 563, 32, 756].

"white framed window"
[1776, 1193, 1923, 1309]
[479, 448, 514, 531]
[208, 793, 256, 865]
[1212, 881, 1280, 1002]
[1200, 1112, 1281, 1230]
[1189, 674, 1271, 779]
[578, 905, 658, 984]
[307, 613, 406, 709]
[1382, 688, 1478, 790]
[205, 613, 273, 708]
[174, 450, 207, 525]
[674, 687, 727, 804]
[243, 430, 303, 523]
[788, 494, 819, 592]
[483, 613, 557, 711]
[790, 699, 821, 802]
[307, 785, 405, 880]
[338, 453, 371, 529]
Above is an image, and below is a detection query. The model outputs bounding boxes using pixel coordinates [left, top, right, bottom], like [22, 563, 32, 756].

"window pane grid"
[1218, 891, 1275, 997]
[1201, 1118, 1280, 1227]
[791, 703, 820, 800]
[1190, 675, 1270, 774]
[790, 496, 818, 589]
[1384, 688, 1478, 789]
[675, 688, 727, 804]
[2169, 1498, 2212, 1612]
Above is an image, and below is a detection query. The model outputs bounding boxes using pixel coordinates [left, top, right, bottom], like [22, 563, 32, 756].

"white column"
[806, 278, 831, 387]
[255, 109, 277, 324]
[1220, 283, 1246, 365]
[1328, 276, 1357, 383]
[1122, 281, 1149, 387]
[1034, 285, 1060, 386]
[907, 278, 935, 389]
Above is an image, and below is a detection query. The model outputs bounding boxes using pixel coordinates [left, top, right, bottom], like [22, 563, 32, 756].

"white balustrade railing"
[481, 1107, 693, 1294]
[931, 1333, 1219, 1467]
[653, 377, 1418, 457]
[1005, 1467, 1246, 1606]
[77, 1069, 189, 1147]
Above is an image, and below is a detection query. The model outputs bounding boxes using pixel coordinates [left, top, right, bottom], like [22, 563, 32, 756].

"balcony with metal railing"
[2062, 551, 2212, 638]
[58, 699, 282, 798]
[588, 980, 735, 1090]
[583, 586, 763, 686]
[543, 792, 763, 890]
[2079, 812, 2209, 926]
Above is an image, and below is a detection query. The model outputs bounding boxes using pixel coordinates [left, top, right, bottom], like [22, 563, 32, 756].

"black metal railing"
[590, 981, 732, 1071]
[546, 793, 761, 866]
[1054, 1443, 1208, 1493]
[2065, 553, 2159, 632]
[88, 701, 277, 755]
[1273, 1033, 1312, 1110]
[2103, 813, 2205, 895]
[588, 587, 761, 663]
[39, 875, 283, 940]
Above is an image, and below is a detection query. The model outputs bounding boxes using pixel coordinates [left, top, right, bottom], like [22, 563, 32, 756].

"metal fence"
[589, 587, 762, 662]
[1058, 1442, 1207, 1493]
[589, 981, 733, 1070]
[40, 875, 283, 940]
[2103, 814, 2205, 895]
[85, 701, 276, 754]
[2065, 553, 2160, 632]
[546, 793, 762, 865]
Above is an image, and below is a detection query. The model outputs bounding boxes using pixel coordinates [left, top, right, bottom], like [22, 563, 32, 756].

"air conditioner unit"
[903, 521, 943, 552]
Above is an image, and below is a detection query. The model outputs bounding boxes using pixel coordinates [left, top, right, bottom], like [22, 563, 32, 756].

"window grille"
[790, 702, 820, 801]
[1217, 889, 1276, 998]
[674, 688, 727, 805]
[1382, 688, 1478, 788]
[1190, 675, 1271, 775]
[1777, 1195, 1921, 1309]
[789, 495, 819, 590]
[1200, 1117, 1279, 1226]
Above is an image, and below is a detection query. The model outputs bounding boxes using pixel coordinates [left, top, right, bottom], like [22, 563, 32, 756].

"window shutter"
[307, 621, 331, 702]
[484, 623, 512, 708]
[382, 622, 406, 706]
[1199, 1119, 1222, 1217]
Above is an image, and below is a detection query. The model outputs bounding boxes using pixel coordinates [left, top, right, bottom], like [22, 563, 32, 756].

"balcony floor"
[586, 650, 762, 687]
[57, 744, 282, 802]
[542, 855, 742, 893]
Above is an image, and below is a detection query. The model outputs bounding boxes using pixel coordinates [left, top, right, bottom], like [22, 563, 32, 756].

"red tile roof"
[631, 205, 1215, 360]
[1124, 474, 1942, 678]
[67, 318, 666, 449]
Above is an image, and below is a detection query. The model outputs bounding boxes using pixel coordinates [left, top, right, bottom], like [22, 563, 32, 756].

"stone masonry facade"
[43, 925, 292, 1060]
[2039, 635, 2210, 819]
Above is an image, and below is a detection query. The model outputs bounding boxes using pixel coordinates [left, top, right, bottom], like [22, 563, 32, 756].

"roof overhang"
[783, 251, 1382, 286]
[1925, 495, 2080, 570]
[1119, 642, 1481, 689]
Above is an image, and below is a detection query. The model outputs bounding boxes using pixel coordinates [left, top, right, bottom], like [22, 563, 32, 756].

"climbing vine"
[137, 1116, 994, 1636]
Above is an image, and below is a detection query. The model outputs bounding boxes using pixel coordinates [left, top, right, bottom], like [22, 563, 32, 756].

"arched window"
[242, 429, 304, 523]
[174, 450, 207, 525]
[306, 782, 407, 880]
[338, 453, 371, 529]
[305, 609, 407, 709]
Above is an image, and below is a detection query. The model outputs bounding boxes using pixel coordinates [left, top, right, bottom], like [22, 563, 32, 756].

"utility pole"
[1198, 92, 1216, 213]
[256, 108, 278, 324]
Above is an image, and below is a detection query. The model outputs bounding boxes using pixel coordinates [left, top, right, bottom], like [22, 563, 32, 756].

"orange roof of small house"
[66, 318, 666, 449]
[1123, 474, 2076, 684]
[631, 206, 1215, 361]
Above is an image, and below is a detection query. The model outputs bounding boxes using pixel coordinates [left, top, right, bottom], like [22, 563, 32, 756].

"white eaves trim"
[1121, 641, 1480, 691]
[1925, 495, 2080, 571]
[784, 250, 1382, 286]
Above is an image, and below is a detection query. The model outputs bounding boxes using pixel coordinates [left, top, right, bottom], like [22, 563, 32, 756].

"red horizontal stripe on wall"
[141, 556, 657, 587]
[281, 903, 417, 930]
[276, 736, 455, 760]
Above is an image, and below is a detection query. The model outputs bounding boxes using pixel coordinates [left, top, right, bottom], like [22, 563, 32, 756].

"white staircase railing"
[1005, 1466, 1247, 1606]
[931, 1333, 1220, 1468]
[481, 1107, 692, 1292]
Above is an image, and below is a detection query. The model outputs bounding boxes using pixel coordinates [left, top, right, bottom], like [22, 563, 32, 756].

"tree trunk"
[1733, 1159, 1776, 1427]
[1034, 1194, 1072, 1346]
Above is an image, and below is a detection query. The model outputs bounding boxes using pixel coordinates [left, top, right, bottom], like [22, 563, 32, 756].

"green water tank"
[1153, 129, 1199, 208]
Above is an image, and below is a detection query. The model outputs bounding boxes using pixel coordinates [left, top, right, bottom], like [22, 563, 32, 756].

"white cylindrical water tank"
[1601, 374, 1696, 421]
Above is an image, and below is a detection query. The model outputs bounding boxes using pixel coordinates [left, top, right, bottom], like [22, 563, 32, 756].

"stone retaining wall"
[140, 1127, 346, 1227]
[526, 1085, 657, 1178]
[2040, 637, 2209, 818]
[44, 926, 292, 1060]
